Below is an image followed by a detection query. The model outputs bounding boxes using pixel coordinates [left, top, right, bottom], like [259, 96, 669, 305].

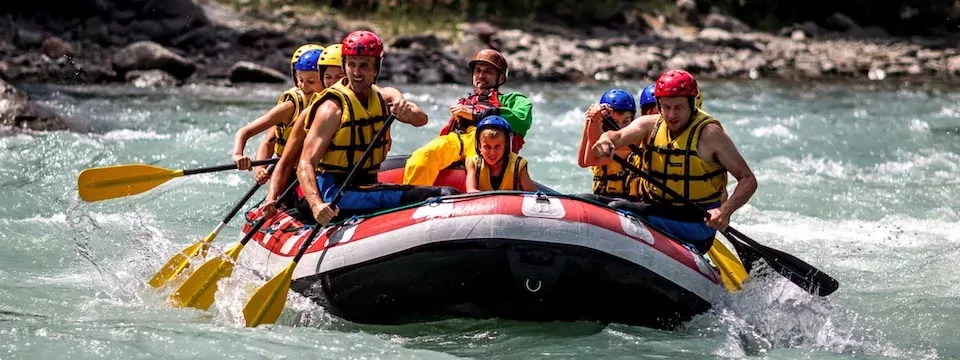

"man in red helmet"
[401, 49, 534, 187]
[589, 69, 757, 254]
[298, 30, 459, 225]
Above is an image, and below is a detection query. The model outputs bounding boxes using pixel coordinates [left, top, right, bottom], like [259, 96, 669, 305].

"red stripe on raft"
[244, 194, 710, 282]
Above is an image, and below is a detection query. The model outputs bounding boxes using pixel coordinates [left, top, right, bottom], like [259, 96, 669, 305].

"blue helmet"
[599, 89, 637, 113]
[638, 84, 656, 107]
[293, 49, 323, 72]
[475, 115, 513, 154]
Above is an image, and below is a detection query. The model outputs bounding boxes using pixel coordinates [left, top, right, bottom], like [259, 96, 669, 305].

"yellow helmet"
[317, 44, 343, 69]
[289, 44, 324, 79]
[695, 88, 703, 109]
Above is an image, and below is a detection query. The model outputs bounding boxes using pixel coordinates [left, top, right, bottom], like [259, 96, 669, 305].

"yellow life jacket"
[472, 153, 527, 191]
[640, 110, 727, 206]
[592, 151, 642, 200]
[273, 87, 308, 156]
[307, 91, 323, 106]
[306, 79, 389, 184]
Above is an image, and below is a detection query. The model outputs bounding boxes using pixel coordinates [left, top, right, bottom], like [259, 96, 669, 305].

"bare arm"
[518, 163, 537, 192]
[464, 157, 480, 193]
[255, 131, 276, 161]
[265, 108, 310, 205]
[297, 100, 343, 213]
[610, 114, 659, 150]
[577, 118, 604, 167]
[590, 114, 658, 162]
[231, 101, 295, 159]
[380, 86, 428, 127]
[700, 123, 757, 216]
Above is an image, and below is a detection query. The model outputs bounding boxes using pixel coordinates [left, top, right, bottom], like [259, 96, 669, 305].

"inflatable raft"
[236, 155, 730, 329]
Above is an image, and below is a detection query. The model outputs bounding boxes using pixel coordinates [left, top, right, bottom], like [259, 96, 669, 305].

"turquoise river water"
[1, 80, 958, 359]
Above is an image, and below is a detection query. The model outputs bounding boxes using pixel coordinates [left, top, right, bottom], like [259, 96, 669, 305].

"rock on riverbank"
[1, 1, 959, 88]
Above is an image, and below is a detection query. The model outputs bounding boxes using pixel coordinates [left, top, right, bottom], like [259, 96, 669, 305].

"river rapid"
[1, 80, 958, 359]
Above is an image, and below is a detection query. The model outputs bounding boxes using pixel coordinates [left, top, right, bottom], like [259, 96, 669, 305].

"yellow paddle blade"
[242, 261, 295, 327]
[148, 234, 214, 288]
[167, 242, 245, 311]
[709, 237, 749, 293]
[78, 164, 184, 202]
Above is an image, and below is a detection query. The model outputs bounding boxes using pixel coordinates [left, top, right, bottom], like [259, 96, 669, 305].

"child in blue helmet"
[576, 89, 642, 203]
[638, 84, 659, 115]
[466, 116, 537, 193]
[231, 48, 325, 185]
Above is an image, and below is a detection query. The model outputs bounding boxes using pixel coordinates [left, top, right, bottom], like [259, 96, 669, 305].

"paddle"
[242, 113, 398, 327]
[599, 115, 838, 296]
[167, 178, 301, 311]
[148, 163, 277, 289]
[78, 158, 280, 202]
[596, 116, 745, 292]
[708, 239, 747, 292]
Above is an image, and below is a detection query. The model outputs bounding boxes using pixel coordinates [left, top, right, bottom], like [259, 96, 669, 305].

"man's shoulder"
[498, 91, 530, 101]
[698, 121, 726, 140]
[316, 97, 344, 115]
[636, 114, 660, 126]
[376, 85, 402, 99]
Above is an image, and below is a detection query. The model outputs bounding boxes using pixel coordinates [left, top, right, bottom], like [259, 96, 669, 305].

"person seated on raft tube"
[576, 89, 644, 204]
[637, 84, 660, 116]
[574, 85, 677, 204]
[231, 44, 325, 185]
[590, 70, 757, 254]
[258, 44, 346, 218]
[401, 49, 534, 187]
[298, 30, 459, 226]
[465, 116, 538, 193]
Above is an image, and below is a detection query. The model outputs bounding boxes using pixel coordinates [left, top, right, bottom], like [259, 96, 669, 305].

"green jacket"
[496, 91, 533, 138]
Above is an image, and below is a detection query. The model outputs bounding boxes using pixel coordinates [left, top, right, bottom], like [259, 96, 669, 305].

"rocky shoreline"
[2, 0, 960, 130]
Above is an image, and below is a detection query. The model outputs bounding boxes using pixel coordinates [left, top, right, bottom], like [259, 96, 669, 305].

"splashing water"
[1, 80, 958, 359]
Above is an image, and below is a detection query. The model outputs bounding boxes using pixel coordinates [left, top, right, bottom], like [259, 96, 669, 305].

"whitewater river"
[1, 80, 958, 359]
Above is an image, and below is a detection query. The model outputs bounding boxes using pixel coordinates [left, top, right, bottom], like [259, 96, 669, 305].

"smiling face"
[658, 96, 694, 133]
[296, 70, 322, 95]
[343, 55, 377, 91]
[478, 129, 507, 164]
[472, 62, 502, 90]
[321, 66, 345, 88]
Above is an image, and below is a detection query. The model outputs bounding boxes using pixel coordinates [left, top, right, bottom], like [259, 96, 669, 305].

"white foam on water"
[756, 151, 960, 186]
[101, 129, 172, 141]
[0, 133, 36, 146]
[539, 148, 579, 165]
[750, 124, 797, 140]
[937, 105, 957, 117]
[756, 155, 848, 184]
[551, 107, 591, 128]
[190, 172, 247, 187]
[908, 119, 931, 134]
[707, 267, 941, 360]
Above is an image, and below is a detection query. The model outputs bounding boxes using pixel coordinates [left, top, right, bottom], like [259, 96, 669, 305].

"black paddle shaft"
[182, 158, 280, 176]
[600, 115, 839, 296]
[290, 113, 398, 264]
[220, 163, 278, 223]
[237, 178, 301, 247]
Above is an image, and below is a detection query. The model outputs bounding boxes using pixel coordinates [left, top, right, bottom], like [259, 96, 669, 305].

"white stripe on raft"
[237, 213, 724, 303]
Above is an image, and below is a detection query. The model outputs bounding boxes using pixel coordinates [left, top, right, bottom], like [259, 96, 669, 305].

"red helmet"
[341, 30, 384, 58]
[655, 70, 698, 98]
